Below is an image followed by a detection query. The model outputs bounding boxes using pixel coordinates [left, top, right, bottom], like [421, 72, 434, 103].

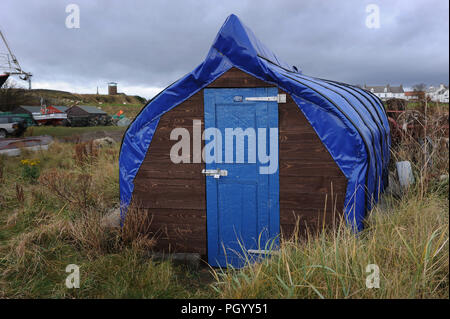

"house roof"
[436, 85, 449, 95]
[76, 105, 107, 114]
[365, 86, 385, 93]
[365, 85, 404, 94]
[17, 106, 42, 113]
[390, 86, 404, 93]
[52, 106, 69, 112]
[428, 85, 449, 94]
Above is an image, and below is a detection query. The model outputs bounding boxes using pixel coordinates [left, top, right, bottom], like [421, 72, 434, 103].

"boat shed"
[119, 15, 390, 267]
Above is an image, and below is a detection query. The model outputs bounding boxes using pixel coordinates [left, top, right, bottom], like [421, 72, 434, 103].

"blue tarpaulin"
[119, 14, 390, 231]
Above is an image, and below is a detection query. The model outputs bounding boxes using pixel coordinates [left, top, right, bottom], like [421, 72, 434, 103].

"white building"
[427, 84, 449, 103]
[363, 84, 405, 100]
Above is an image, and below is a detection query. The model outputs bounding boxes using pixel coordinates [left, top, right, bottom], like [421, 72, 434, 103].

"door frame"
[204, 87, 280, 268]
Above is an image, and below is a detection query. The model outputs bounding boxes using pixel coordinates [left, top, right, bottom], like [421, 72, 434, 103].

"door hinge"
[245, 94, 286, 103]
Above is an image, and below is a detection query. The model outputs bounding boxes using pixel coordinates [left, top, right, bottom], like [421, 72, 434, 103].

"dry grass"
[38, 168, 95, 212]
[210, 192, 448, 299]
[121, 204, 155, 251]
[15, 183, 24, 206]
[73, 141, 99, 166]
[0, 157, 4, 183]
[0, 140, 171, 297]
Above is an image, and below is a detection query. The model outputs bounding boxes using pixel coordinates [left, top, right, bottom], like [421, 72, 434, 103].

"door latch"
[202, 169, 228, 179]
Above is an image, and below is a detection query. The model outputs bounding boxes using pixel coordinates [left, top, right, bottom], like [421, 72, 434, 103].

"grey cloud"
[0, 0, 448, 93]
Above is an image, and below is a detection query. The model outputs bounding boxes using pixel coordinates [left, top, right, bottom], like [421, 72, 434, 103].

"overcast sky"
[1, 0, 448, 98]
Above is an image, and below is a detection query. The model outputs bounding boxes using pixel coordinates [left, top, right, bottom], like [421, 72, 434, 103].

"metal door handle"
[201, 169, 228, 179]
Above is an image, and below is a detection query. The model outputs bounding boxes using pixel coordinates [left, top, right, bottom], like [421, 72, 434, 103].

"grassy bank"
[0, 130, 448, 298]
[98, 104, 143, 119]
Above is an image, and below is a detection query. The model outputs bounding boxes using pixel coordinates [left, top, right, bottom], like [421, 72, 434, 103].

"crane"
[0, 28, 32, 89]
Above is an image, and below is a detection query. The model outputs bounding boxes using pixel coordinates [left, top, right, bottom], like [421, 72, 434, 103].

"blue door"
[204, 87, 280, 268]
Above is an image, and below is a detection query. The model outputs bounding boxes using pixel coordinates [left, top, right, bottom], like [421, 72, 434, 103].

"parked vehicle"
[0, 116, 27, 138]
[1, 111, 35, 127]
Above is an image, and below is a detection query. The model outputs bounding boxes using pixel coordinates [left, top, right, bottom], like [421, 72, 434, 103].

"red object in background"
[0, 74, 9, 88]
[44, 105, 65, 114]
[32, 105, 67, 126]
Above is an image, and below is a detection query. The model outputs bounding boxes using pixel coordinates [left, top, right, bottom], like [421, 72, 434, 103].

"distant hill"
[23, 89, 147, 106]
[0, 87, 147, 117]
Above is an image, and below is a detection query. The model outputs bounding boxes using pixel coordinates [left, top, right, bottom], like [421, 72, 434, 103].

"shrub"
[38, 168, 95, 213]
[20, 159, 40, 182]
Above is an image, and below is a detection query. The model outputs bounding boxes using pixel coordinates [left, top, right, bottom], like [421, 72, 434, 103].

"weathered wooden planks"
[279, 92, 347, 238]
[133, 90, 207, 254]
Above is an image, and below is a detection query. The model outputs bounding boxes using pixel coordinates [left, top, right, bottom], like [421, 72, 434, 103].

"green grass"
[406, 101, 449, 109]
[24, 126, 126, 138]
[383, 100, 449, 111]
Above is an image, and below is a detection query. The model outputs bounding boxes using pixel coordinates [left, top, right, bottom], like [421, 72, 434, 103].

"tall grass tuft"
[74, 141, 99, 166]
[121, 203, 155, 251]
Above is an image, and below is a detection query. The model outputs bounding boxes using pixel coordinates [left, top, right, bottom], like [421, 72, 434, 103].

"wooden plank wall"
[208, 67, 275, 88]
[131, 67, 347, 255]
[279, 93, 347, 238]
[132, 91, 207, 254]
